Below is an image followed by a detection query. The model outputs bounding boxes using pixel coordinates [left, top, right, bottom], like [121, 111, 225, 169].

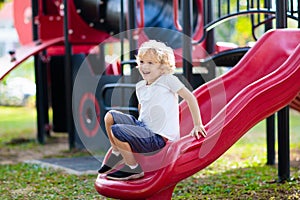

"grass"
[0, 106, 36, 144]
[0, 106, 299, 199]
[0, 163, 99, 199]
[175, 165, 300, 199]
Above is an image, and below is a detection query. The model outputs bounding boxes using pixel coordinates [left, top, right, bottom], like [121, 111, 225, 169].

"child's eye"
[139, 60, 144, 64]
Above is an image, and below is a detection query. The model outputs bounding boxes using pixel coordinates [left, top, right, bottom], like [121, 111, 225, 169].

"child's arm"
[177, 87, 207, 139]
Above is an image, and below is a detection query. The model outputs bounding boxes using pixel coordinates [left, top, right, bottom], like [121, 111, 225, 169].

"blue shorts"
[109, 110, 166, 154]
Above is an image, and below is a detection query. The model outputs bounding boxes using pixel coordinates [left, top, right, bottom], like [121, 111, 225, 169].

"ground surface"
[0, 132, 299, 199]
[0, 135, 72, 165]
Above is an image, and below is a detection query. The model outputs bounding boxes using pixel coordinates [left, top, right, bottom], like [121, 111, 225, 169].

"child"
[98, 40, 207, 181]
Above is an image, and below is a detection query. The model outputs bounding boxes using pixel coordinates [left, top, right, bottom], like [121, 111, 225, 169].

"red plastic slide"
[290, 94, 300, 112]
[0, 37, 64, 80]
[95, 29, 300, 200]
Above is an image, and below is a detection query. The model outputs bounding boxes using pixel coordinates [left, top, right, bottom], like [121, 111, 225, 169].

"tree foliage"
[0, 0, 5, 9]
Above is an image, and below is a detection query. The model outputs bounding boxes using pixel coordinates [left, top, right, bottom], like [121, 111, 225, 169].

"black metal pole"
[276, 0, 289, 182]
[32, 0, 47, 144]
[120, 0, 125, 75]
[276, 0, 287, 28]
[127, 0, 139, 116]
[41, 52, 50, 138]
[63, 0, 75, 149]
[205, 0, 215, 54]
[266, 114, 275, 165]
[182, 0, 193, 83]
[277, 106, 290, 182]
[298, 0, 300, 28]
[265, 0, 275, 166]
[264, 0, 273, 30]
[128, 0, 137, 61]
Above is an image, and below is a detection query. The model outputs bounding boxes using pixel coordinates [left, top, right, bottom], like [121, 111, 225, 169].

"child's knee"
[110, 125, 121, 143]
[104, 111, 114, 125]
[111, 124, 126, 141]
[111, 124, 120, 136]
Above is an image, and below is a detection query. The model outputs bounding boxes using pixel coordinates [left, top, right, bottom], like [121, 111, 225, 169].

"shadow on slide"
[95, 29, 300, 200]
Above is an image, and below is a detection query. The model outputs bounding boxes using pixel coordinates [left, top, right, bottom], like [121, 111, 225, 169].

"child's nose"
[141, 64, 149, 69]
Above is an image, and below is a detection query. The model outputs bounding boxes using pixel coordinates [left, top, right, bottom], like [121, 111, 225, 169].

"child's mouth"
[142, 71, 150, 75]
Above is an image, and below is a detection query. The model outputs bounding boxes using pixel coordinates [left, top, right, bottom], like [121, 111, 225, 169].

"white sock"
[128, 163, 138, 169]
[111, 150, 120, 156]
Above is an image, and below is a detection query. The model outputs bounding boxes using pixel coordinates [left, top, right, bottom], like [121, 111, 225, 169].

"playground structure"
[0, 0, 299, 199]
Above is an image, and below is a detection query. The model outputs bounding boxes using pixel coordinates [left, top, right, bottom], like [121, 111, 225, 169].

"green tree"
[0, 0, 5, 9]
[213, 0, 268, 46]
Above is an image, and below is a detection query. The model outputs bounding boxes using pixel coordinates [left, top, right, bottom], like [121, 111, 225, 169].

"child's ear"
[159, 66, 165, 74]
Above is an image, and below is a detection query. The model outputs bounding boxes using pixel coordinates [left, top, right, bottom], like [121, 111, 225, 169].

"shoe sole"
[99, 160, 125, 174]
[106, 172, 145, 181]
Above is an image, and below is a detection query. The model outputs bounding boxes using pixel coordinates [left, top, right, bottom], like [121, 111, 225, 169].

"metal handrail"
[100, 83, 138, 112]
[193, 0, 299, 44]
[137, 0, 145, 28]
[173, 0, 183, 31]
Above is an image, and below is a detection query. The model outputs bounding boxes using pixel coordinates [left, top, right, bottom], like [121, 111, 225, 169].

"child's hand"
[190, 124, 207, 139]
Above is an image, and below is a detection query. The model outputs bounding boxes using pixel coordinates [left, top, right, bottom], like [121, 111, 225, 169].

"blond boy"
[98, 40, 206, 180]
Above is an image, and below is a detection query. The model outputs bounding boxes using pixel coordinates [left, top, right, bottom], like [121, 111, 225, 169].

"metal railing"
[195, 0, 299, 43]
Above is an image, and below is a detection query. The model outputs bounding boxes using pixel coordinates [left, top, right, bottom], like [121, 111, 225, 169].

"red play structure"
[0, 0, 299, 199]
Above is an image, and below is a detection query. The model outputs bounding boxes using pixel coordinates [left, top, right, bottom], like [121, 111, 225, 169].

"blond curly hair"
[136, 40, 176, 74]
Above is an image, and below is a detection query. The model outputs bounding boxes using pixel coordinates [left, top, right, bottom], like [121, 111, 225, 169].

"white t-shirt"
[136, 74, 185, 141]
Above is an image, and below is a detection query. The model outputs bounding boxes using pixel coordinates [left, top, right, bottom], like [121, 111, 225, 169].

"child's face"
[138, 53, 163, 85]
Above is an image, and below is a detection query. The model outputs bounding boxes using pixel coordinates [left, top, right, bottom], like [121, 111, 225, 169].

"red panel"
[38, 15, 64, 40]
[43, 0, 61, 15]
[193, 0, 205, 41]
[13, 0, 33, 44]
[95, 29, 300, 199]
[46, 45, 96, 56]
[35, 0, 110, 45]
[67, 1, 110, 44]
[35, 0, 64, 41]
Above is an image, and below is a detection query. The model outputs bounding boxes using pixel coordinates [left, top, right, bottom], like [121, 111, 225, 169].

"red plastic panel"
[38, 15, 64, 40]
[67, 1, 110, 44]
[13, 0, 33, 45]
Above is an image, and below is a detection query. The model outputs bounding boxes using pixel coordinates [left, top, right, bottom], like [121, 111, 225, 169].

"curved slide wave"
[0, 37, 64, 80]
[95, 29, 300, 200]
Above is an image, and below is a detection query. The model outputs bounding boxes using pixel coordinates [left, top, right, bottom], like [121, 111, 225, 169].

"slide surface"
[290, 94, 300, 112]
[95, 29, 300, 200]
[0, 37, 64, 80]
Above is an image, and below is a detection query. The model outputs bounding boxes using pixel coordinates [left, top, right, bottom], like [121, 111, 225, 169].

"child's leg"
[98, 112, 126, 174]
[104, 110, 140, 152]
[106, 124, 144, 180]
[99, 110, 139, 174]
[105, 111, 137, 166]
[104, 111, 118, 152]
[111, 133, 137, 166]
[106, 124, 166, 180]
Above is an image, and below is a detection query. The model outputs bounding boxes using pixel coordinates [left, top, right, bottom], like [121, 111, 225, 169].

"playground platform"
[27, 156, 102, 175]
